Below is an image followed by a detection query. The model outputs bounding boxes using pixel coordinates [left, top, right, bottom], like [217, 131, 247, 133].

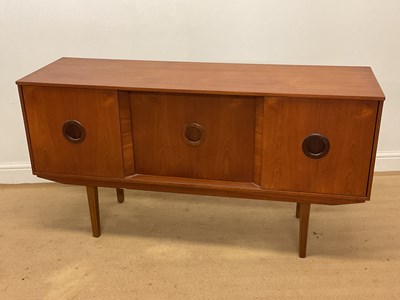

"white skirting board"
[0, 163, 49, 184]
[373, 151, 400, 172]
[1, 152, 400, 184]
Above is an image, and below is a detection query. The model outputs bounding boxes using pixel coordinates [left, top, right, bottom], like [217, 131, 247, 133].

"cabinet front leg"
[116, 188, 124, 203]
[86, 186, 101, 237]
[298, 203, 311, 258]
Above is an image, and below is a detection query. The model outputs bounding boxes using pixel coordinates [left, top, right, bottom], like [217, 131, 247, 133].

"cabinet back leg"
[86, 186, 101, 237]
[298, 203, 311, 258]
[295, 202, 300, 218]
[116, 188, 124, 203]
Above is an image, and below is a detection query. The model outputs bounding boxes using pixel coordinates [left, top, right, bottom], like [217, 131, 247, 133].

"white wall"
[1, 0, 399, 183]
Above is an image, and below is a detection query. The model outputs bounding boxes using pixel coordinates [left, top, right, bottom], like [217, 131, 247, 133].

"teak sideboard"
[16, 57, 385, 257]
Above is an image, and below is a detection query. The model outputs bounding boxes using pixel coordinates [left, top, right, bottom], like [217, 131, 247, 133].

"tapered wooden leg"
[298, 203, 311, 258]
[116, 188, 124, 203]
[295, 202, 300, 218]
[86, 186, 101, 237]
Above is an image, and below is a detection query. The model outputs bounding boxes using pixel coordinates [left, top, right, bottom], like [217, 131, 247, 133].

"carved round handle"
[302, 133, 330, 159]
[183, 123, 205, 146]
[62, 120, 86, 143]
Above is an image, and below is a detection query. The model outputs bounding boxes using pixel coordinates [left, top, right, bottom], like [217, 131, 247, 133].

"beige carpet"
[0, 174, 399, 299]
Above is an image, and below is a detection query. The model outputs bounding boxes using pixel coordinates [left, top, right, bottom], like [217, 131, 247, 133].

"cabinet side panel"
[261, 97, 378, 196]
[23, 86, 125, 178]
[118, 91, 135, 176]
[254, 98, 264, 186]
[366, 101, 384, 199]
[18, 85, 36, 173]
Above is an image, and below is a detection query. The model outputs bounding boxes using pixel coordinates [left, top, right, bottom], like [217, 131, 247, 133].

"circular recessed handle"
[62, 120, 86, 143]
[302, 133, 330, 159]
[183, 123, 205, 146]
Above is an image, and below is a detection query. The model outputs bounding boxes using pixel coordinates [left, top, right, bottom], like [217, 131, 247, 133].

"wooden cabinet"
[17, 58, 385, 257]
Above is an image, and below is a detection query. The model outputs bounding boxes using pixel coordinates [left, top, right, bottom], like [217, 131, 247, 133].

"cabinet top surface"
[17, 57, 385, 100]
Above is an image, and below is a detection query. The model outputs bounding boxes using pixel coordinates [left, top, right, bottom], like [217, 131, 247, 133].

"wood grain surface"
[366, 101, 384, 199]
[253, 98, 264, 186]
[17, 57, 385, 101]
[35, 172, 368, 205]
[22, 86, 125, 177]
[131, 92, 256, 181]
[118, 91, 135, 176]
[261, 97, 378, 196]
